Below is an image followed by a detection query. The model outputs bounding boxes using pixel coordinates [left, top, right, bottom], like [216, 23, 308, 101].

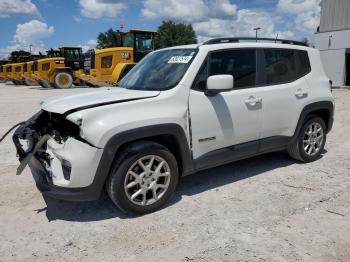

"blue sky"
[0, 0, 321, 58]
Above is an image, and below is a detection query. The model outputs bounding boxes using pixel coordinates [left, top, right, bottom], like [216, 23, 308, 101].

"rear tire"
[53, 72, 73, 89]
[288, 116, 327, 162]
[106, 141, 179, 215]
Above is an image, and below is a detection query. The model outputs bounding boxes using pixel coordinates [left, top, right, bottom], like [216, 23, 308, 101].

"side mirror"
[206, 75, 234, 95]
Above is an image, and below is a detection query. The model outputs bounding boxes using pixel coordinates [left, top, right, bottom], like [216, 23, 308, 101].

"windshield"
[118, 48, 197, 91]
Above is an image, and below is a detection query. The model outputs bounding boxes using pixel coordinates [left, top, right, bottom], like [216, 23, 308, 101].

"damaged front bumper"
[12, 111, 104, 201]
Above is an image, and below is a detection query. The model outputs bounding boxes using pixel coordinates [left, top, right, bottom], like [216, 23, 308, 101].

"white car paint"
[41, 87, 160, 114]
[38, 42, 333, 188]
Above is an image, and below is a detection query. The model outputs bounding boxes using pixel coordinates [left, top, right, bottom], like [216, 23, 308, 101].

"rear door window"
[262, 49, 296, 85]
[260, 48, 311, 86]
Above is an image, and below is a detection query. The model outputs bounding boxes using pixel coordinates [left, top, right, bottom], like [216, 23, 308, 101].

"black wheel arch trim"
[292, 101, 334, 142]
[87, 123, 194, 199]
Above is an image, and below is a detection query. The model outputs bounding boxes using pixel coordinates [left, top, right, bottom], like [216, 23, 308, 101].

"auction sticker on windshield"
[168, 56, 193, 63]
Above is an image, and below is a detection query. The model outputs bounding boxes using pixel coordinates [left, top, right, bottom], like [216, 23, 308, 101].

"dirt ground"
[0, 82, 349, 262]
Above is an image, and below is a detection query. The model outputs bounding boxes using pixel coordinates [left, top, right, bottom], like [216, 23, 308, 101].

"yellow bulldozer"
[31, 29, 157, 89]
[21, 54, 43, 86]
[31, 48, 84, 88]
[10, 62, 26, 85]
[77, 29, 157, 87]
[0, 60, 10, 83]
[1, 55, 42, 86]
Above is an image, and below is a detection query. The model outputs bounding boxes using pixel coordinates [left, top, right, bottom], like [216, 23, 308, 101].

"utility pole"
[253, 27, 261, 42]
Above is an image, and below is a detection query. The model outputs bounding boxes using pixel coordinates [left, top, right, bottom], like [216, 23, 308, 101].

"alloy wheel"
[303, 122, 324, 156]
[124, 155, 171, 206]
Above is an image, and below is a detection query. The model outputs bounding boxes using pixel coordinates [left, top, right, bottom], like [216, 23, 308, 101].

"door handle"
[295, 88, 308, 98]
[245, 96, 262, 106]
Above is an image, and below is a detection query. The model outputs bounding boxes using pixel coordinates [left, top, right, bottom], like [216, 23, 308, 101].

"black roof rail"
[202, 37, 308, 47]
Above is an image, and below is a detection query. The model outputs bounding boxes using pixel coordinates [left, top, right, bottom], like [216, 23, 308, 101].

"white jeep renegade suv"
[13, 37, 334, 214]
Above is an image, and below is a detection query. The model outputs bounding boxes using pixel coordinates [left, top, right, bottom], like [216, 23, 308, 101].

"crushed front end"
[12, 110, 104, 201]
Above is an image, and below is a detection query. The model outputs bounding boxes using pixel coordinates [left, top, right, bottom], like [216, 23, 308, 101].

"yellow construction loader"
[23, 60, 40, 86]
[3, 55, 42, 86]
[77, 29, 157, 87]
[30, 29, 156, 89]
[2, 64, 12, 83]
[0, 60, 10, 83]
[11, 62, 26, 85]
[31, 47, 85, 88]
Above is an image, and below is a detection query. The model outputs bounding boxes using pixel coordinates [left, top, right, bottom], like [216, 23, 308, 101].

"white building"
[314, 0, 350, 86]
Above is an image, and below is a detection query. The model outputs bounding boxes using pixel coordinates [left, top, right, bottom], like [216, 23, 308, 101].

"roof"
[159, 38, 312, 52]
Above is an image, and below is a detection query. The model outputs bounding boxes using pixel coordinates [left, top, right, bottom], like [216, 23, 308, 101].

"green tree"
[96, 28, 122, 49]
[155, 21, 197, 49]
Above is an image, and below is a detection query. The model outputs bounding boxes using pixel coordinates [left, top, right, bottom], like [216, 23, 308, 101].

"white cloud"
[80, 39, 97, 52]
[277, 0, 321, 36]
[79, 0, 127, 19]
[0, 20, 54, 58]
[142, 0, 237, 23]
[14, 20, 54, 46]
[194, 9, 284, 43]
[0, 0, 40, 17]
[141, 0, 298, 43]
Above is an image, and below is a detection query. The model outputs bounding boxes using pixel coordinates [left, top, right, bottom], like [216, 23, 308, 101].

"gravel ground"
[0, 82, 349, 262]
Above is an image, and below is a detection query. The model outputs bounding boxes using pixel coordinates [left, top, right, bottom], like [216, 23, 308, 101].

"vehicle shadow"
[38, 151, 314, 222]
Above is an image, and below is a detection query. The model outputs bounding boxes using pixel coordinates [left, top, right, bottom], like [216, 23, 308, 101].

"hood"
[41, 87, 160, 115]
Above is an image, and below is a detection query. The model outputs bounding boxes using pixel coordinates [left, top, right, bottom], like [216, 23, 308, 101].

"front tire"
[24, 77, 38, 86]
[288, 116, 327, 162]
[107, 141, 179, 215]
[53, 72, 73, 89]
[39, 80, 52, 89]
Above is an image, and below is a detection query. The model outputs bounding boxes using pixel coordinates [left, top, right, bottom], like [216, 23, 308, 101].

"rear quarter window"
[296, 50, 311, 76]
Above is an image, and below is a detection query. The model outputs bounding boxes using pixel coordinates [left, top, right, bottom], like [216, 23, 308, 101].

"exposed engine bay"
[13, 110, 81, 160]
[11, 110, 86, 178]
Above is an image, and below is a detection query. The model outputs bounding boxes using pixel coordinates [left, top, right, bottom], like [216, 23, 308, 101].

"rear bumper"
[29, 156, 101, 201]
